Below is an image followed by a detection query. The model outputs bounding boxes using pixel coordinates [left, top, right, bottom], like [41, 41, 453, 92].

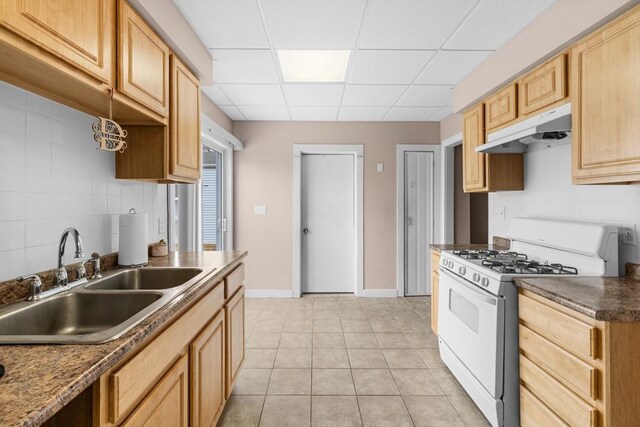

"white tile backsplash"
[489, 142, 640, 273]
[0, 81, 168, 281]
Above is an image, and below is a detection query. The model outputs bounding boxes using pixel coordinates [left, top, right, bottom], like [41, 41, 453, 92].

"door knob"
[303, 228, 309, 234]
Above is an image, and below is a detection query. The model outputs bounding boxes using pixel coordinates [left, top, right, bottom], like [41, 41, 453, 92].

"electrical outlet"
[158, 218, 165, 234]
[254, 206, 267, 215]
[499, 207, 506, 219]
[622, 226, 637, 246]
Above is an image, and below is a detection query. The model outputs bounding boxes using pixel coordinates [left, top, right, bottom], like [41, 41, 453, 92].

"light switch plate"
[377, 163, 384, 173]
[158, 218, 165, 234]
[254, 206, 267, 215]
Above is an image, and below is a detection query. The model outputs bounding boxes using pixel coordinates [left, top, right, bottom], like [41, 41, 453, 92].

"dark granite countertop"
[515, 274, 640, 322]
[0, 251, 247, 427]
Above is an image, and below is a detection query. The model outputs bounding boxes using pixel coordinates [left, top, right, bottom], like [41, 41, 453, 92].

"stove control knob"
[472, 273, 480, 282]
[481, 278, 489, 287]
[458, 266, 466, 276]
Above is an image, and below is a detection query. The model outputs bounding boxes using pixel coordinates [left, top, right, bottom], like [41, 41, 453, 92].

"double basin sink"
[0, 267, 210, 344]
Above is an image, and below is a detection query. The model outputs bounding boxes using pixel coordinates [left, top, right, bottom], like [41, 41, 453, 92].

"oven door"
[438, 268, 505, 398]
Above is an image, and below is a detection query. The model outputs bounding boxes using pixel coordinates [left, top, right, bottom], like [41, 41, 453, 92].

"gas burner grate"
[481, 258, 578, 275]
[453, 249, 528, 261]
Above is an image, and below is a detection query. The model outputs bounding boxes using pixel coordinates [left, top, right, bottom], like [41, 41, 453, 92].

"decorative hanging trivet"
[92, 89, 127, 153]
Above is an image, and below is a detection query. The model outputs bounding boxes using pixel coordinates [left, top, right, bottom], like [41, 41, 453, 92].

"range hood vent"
[476, 103, 571, 154]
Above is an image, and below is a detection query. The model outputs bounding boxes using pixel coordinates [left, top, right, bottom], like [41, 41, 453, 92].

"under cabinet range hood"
[476, 103, 571, 154]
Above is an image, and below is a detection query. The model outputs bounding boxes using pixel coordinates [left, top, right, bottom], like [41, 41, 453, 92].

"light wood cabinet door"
[572, 6, 640, 184]
[518, 54, 567, 116]
[170, 55, 201, 180]
[190, 310, 226, 427]
[485, 84, 517, 130]
[122, 354, 189, 427]
[462, 104, 487, 192]
[0, 0, 114, 84]
[118, 0, 169, 117]
[226, 286, 245, 398]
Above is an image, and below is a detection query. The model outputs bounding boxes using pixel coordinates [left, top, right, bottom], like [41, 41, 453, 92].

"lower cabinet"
[121, 355, 189, 427]
[190, 310, 226, 427]
[93, 263, 246, 426]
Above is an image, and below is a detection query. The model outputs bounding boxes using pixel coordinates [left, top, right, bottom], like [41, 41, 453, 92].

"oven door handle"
[439, 268, 498, 306]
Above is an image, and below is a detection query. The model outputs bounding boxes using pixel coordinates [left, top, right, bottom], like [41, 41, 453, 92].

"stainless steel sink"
[84, 267, 203, 291]
[0, 267, 211, 344]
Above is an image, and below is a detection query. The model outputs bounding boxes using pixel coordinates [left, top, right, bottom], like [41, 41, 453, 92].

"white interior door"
[302, 154, 355, 293]
[405, 151, 434, 296]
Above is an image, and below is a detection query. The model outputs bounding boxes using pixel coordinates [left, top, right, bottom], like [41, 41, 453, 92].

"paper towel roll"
[119, 211, 148, 266]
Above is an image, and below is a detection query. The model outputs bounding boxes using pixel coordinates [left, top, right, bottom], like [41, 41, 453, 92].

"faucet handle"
[18, 274, 43, 301]
[84, 253, 102, 279]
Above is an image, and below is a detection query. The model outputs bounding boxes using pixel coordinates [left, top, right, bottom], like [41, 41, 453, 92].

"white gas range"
[437, 218, 619, 427]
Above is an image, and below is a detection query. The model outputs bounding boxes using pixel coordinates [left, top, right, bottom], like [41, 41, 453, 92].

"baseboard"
[245, 289, 294, 298]
[362, 288, 399, 298]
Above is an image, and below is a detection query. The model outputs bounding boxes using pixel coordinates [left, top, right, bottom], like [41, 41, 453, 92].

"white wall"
[489, 141, 640, 272]
[0, 81, 167, 281]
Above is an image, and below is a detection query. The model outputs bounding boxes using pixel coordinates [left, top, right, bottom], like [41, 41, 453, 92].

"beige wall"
[201, 96, 233, 133]
[232, 121, 440, 292]
[440, 113, 463, 141]
[454, 0, 637, 111]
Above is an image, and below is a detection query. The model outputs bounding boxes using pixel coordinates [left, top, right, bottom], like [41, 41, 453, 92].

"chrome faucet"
[56, 227, 85, 288]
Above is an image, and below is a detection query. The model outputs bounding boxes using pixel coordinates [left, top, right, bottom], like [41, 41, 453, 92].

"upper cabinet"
[485, 83, 518, 131]
[571, 6, 640, 184]
[462, 104, 524, 193]
[170, 56, 201, 180]
[0, 0, 114, 84]
[117, 0, 170, 119]
[518, 54, 567, 116]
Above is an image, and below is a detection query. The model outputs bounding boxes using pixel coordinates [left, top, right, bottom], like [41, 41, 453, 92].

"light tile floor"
[219, 295, 491, 427]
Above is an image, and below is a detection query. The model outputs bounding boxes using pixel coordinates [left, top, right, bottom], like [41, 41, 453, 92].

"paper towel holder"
[118, 208, 149, 268]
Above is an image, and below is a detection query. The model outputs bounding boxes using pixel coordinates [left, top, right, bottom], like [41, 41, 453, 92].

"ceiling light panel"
[396, 85, 453, 107]
[384, 106, 441, 121]
[341, 85, 407, 107]
[282, 84, 345, 106]
[289, 106, 339, 121]
[338, 106, 390, 121]
[175, 0, 269, 49]
[348, 50, 435, 84]
[278, 50, 351, 83]
[261, 0, 366, 49]
[415, 51, 493, 85]
[444, 0, 554, 50]
[211, 50, 279, 84]
[358, 0, 475, 49]
[218, 84, 286, 106]
[237, 106, 290, 121]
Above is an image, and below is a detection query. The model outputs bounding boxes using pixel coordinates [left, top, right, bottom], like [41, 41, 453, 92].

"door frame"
[441, 132, 462, 246]
[396, 144, 442, 297]
[293, 144, 364, 298]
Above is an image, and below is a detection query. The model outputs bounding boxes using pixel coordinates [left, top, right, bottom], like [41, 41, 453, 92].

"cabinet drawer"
[485, 83, 517, 130]
[521, 385, 569, 427]
[518, 54, 567, 116]
[519, 293, 598, 360]
[520, 355, 598, 427]
[520, 325, 599, 400]
[225, 263, 245, 299]
[109, 282, 224, 423]
[431, 251, 440, 273]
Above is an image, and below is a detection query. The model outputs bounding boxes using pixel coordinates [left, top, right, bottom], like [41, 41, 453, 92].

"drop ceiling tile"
[348, 50, 435, 84]
[338, 106, 390, 121]
[359, 0, 475, 49]
[237, 106, 290, 121]
[201, 85, 232, 106]
[415, 51, 493, 85]
[219, 105, 246, 121]
[289, 106, 339, 121]
[218, 84, 286, 106]
[427, 106, 454, 122]
[211, 50, 279, 84]
[341, 85, 407, 107]
[444, 0, 554, 50]
[175, 0, 268, 48]
[396, 85, 453, 107]
[282, 84, 344, 106]
[384, 106, 441, 121]
[261, 1, 366, 49]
